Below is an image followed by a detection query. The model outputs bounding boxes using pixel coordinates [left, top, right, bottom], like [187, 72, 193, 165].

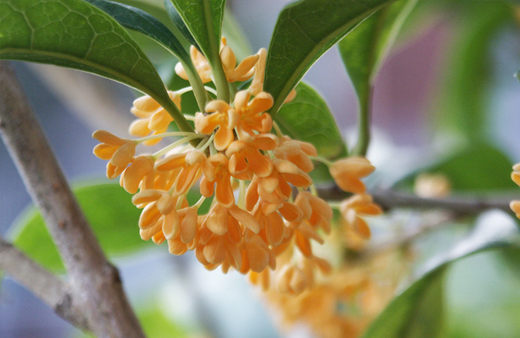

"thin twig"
[0, 62, 145, 338]
[370, 188, 512, 215]
[0, 237, 90, 331]
[317, 185, 512, 215]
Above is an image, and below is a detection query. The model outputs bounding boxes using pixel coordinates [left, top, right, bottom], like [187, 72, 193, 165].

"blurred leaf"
[362, 210, 520, 338]
[338, 0, 417, 155]
[139, 305, 189, 338]
[11, 183, 152, 272]
[76, 302, 190, 338]
[435, 3, 514, 142]
[85, 0, 191, 64]
[396, 143, 516, 192]
[0, 0, 174, 110]
[428, 144, 515, 191]
[11, 182, 211, 273]
[363, 268, 447, 338]
[264, 0, 394, 115]
[338, 0, 417, 105]
[276, 82, 347, 159]
[515, 69, 520, 82]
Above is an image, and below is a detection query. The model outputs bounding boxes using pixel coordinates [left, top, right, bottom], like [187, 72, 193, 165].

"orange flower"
[273, 136, 317, 173]
[195, 100, 239, 151]
[176, 39, 259, 84]
[249, 47, 297, 103]
[119, 156, 155, 194]
[239, 235, 276, 274]
[330, 157, 375, 194]
[340, 194, 382, 239]
[196, 203, 261, 272]
[155, 149, 211, 196]
[234, 90, 274, 141]
[93, 130, 136, 179]
[175, 45, 213, 83]
[249, 48, 267, 96]
[226, 134, 278, 179]
[414, 173, 451, 198]
[129, 91, 180, 146]
[220, 38, 259, 82]
[294, 191, 333, 233]
[199, 154, 235, 207]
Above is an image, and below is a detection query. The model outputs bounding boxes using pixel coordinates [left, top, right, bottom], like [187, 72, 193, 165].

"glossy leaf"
[11, 183, 152, 272]
[166, 0, 229, 100]
[166, 0, 225, 56]
[0, 0, 172, 109]
[84, 0, 209, 112]
[163, 0, 198, 49]
[362, 210, 520, 338]
[265, 0, 394, 115]
[84, 0, 191, 63]
[276, 82, 347, 160]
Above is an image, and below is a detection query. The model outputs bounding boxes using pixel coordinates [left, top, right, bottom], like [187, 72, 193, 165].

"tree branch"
[0, 62, 145, 338]
[317, 185, 512, 215]
[370, 188, 512, 216]
[0, 237, 90, 331]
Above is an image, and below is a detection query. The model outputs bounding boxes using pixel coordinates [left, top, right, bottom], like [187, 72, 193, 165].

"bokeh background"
[1, 0, 520, 337]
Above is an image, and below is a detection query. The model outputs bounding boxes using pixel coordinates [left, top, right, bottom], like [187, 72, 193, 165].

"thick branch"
[0, 62, 145, 338]
[0, 237, 89, 331]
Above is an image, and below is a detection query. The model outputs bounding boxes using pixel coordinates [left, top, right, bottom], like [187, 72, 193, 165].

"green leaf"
[428, 143, 516, 192]
[338, 0, 417, 103]
[221, 6, 253, 61]
[163, 0, 198, 49]
[337, 0, 417, 155]
[276, 82, 347, 160]
[515, 69, 519, 82]
[11, 183, 152, 272]
[364, 267, 447, 338]
[362, 210, 520, 338]
[0, 0, 172, 109]
[83, 0, 209, 112]
[166, 0, 229, 100]
[395, 143, 516, 192]
[434, 3, 514, 142]
[139, 305, 189, 338]
[264, 0, 394, 115]
[84, 0, 191, 63]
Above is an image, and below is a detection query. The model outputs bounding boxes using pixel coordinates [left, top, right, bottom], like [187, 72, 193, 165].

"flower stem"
[352, 85, 373, 156]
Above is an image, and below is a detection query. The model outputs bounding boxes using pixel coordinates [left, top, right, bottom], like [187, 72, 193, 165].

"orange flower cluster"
[328, 157, 383, 240]
[92, 41, 343, 289]
[264, 246, 412, 338]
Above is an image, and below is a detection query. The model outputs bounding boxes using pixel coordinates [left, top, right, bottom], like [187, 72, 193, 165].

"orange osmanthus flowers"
[92, 38, 382, 307]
